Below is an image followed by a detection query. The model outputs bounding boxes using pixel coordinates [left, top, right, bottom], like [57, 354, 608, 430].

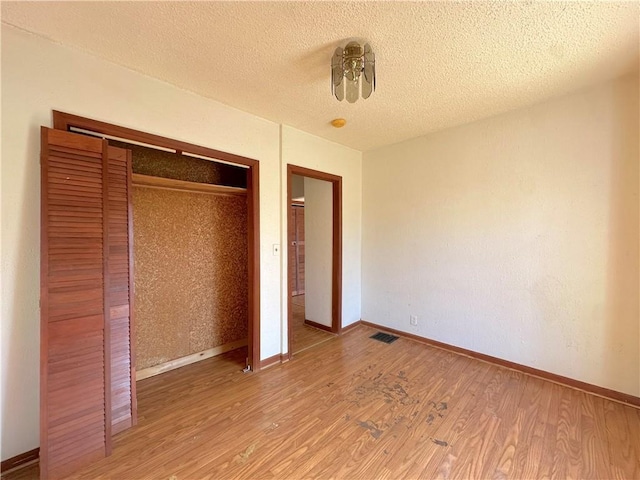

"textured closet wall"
[133, 187, 248, 369]
[126, 142, 247, 188]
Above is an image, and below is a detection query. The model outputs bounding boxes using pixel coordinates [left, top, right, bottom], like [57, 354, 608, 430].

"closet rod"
[132, 173, 247, 197]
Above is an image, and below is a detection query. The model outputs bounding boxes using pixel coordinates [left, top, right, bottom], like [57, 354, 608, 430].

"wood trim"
[136, 339, 249, 380]
[53, 111, 258, 168]
[286, 165, 342, 359]
[287, 165, 343, 184]
[39, 127, 50, 479]
[360, 321, 640, 409]
[340, 320, 362, 334]
[1, 448, 39, 474]
[333, 176, 342, 334]
[304, 319, 335, 333]
[286, 169, 294, 362]
[52, 111, 260, 373]
[126, 150, 138, 427]
[259, 353, 282, 370]
[247, 163, 260, 371]
[132, 173, 247, 196]
[101, 139, 113, 455]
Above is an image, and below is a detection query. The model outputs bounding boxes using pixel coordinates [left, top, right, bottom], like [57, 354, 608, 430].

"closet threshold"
[132, 173, 247, 196]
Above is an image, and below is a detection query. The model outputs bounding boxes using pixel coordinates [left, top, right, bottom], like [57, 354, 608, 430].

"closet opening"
[112, 140, 249, 381]
[53, 111, 260, 373]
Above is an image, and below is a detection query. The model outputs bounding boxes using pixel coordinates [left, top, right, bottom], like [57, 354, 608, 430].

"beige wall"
[362, 73, 639, 396]
[291, 175, 305, 200]
[304, 177, 333, 328]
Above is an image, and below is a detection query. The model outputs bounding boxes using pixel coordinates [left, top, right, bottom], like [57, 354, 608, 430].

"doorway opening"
[287, 165, 342, 357]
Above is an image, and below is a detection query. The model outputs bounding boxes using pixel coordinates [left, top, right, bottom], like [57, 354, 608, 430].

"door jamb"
[286, 164, 342, 360]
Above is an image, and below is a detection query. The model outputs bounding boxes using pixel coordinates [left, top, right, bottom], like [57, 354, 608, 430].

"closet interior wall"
[114, 142, 250, 377]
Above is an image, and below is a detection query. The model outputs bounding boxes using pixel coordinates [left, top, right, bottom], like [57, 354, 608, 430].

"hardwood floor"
[5, 325, 639, 479]
[290, 294, 334, 354]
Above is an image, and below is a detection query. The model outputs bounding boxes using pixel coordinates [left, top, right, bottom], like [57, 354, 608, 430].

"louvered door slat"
[107, 146, 136, 435]
[41, 127, 110, 480]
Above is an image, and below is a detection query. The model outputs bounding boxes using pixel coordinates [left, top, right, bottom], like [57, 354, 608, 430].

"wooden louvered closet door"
[40, 127, 135, 479]
[107, 146, 136, 435]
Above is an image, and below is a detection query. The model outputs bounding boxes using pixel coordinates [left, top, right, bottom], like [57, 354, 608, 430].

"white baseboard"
[136, 338, 248, 381]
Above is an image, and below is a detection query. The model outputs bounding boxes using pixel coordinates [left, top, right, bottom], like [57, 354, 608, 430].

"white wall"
[281, 126, 362, 351]
[304, 177, 333, 327]
[1, 25, 335, 461]
[291, 175, 304, 200]
[362, 74, 640, 396]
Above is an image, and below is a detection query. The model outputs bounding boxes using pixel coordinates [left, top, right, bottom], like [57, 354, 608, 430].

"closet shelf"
[132, 173, 247, 196]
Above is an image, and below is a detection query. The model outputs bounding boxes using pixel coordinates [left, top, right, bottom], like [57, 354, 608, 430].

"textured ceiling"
[2, 1, 638, 151]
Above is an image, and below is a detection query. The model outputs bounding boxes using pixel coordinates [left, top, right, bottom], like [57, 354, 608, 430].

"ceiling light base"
[331, 41, 375, 103]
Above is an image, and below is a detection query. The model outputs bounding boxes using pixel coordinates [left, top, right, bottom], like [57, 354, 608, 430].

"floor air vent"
[370, 332, 399, 344]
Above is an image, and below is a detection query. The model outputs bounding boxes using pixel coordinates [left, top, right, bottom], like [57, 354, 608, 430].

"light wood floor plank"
[291, 295, 334, 355]
[476, 370, 530, 479]
[604, 393, 640, 479]
[423, 364, 515, 479]
[580, 392, 613, 479]
[510, 376, 554, 479]
[4, 325, 639, 480]
[536, 382, 563, 479]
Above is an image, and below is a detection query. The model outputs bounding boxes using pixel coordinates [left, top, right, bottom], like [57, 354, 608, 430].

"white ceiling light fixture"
[331, 41, 375, 103]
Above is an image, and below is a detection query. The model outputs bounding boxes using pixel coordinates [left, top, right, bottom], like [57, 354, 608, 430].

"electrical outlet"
[410, 315, 418, 326]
